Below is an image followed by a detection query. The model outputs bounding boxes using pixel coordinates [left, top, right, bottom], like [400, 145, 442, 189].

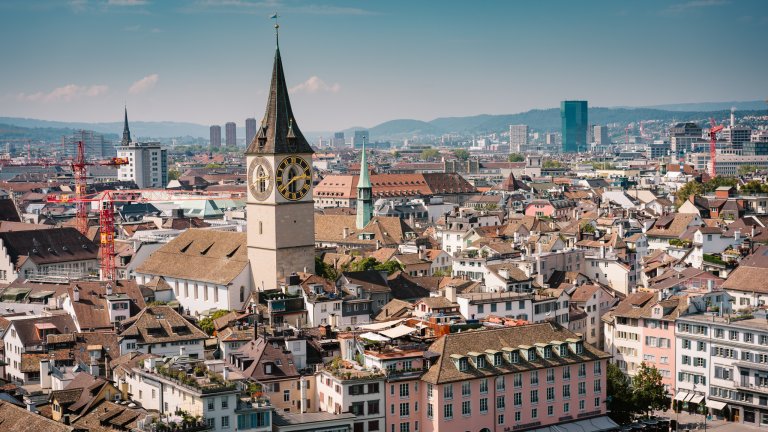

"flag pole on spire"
[270, 13, 279, 48]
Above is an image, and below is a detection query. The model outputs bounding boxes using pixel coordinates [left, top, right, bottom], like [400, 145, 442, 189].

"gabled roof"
[342, 270, 391, 294]
[0, 227, 97, 266]
[0, 400, 73, 432]
[135, 228, 248, 285]
[235, 337, 301, 382]
[6, 314, 75, 346]
[119, 306, 207, 344]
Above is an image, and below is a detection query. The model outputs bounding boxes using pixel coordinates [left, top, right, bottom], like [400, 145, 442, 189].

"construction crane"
[47, 189, 245, 280]
[708, 118, 724, 176]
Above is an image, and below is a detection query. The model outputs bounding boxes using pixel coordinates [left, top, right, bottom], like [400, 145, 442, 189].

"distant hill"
[640, 100, 767, 112]
[0, 122, 118, 143]
[0, 117, 216, 140]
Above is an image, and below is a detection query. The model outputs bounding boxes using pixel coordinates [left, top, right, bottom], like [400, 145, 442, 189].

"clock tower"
[246, 36, 315, 291]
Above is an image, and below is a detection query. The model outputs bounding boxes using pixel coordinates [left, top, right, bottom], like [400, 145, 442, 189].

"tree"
[453, 149, 470, 161]
[349, 257, 404, 275]
[703, 176, 737, 193]
[632, 362, 668, 417]
[168, 169, 181, 181]
[741, 180, 768, 195]
[375, 260, 404, 275]
[315, 256, 338, 281]
[543, 159, 562, 168]
[205, 163, 225, 169]
[607, 362, 635, 425]
[675, 180, 704, 207]
[508, 153, 525, 162]
[420, 148, 440, 160]
[580, 221, 595, 234]
[198, 310, 232, 335]
[739, 164, 758, 176]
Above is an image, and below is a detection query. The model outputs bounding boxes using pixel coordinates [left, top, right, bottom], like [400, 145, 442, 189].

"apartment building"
[675, 312, 768, 428]
[421, 323, 615, 432]
[116, 141, 168, 188]
[568, 284, 619, 349]
[452, 289, 570, 325]
[316, 365, 385, 432]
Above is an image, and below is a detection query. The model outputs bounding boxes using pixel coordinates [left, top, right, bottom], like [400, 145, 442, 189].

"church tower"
[121, 106, 132, 146]
[356, 137, 372, 229]
[246, 30, 315, 291]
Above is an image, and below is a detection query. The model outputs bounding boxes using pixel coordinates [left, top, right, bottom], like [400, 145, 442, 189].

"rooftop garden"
[154, 362, 237, 394]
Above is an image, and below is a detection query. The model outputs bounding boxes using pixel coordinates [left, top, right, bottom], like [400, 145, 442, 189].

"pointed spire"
[357, 135, 371, 188]
[121, 106, 132, 146]
[246, 27, 313, 155]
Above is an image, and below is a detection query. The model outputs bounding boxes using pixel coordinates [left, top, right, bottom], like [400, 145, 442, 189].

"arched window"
[257, 166, 266, 193]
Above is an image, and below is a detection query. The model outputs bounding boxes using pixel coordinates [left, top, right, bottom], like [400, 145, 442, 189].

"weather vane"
[270, 13, 279, 47]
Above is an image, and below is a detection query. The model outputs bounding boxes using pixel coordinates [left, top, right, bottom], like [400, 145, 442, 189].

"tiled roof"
[0, 227, 97, 266]
[0, 400, 74, 432]
[421, 323, 610, 385]
[136, 228, 248, 285]
[119, 306, 207, 344]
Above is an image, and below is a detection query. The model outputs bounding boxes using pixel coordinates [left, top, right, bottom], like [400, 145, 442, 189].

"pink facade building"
[416, 323, 615, 432]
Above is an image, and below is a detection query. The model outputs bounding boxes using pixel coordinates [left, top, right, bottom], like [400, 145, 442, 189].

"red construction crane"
[709, 118, 724, 176]
[71, 139, 130, 234]
[47, 189, 245, 280]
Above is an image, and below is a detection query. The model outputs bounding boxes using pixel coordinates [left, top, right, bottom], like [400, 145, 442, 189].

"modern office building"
[62, 130, 115, 159]
[116, 141, 168, 188]
[670, 122, 702, 155]
[686, 152, 768, 176]
[225, 122, 237, 147]
[333, 132, 345, 147]
[593, 125, 610, 146]
[561, 100, 588, 153]
[245, 117, 257, 147]
[210, 125, 222, 148]
[353, 130, 369, 149]
[509, 124, 528, 153]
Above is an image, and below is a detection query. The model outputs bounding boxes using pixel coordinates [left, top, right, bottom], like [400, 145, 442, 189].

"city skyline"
[1, 0, 767, 131]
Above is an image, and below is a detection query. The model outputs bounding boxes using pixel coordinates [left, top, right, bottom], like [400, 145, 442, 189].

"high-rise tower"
[561, 100, 588, 153]
[356, 136, 372, 229]
[246, 29, 315, 290]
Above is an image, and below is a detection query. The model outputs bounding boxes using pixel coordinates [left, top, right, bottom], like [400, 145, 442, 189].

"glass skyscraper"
[561, 100, 588, 153]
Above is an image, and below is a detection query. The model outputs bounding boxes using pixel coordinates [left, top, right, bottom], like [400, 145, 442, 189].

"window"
[461, 382, 471, 397]
[427, 403, 433, 419]
[496, 395, 505, 410]
[479, 379, 488, 394]
[400, 383, 410, 398]
[513, 373, 522, 388]
[400, 403, 410, 417]
[547, 387, 555, 401]
[579, 400, 585, 411]
[515, 411, 521, 422]
[496, 376, 505, 392]
[531, 408, 538, 419]
[594, 380, 602, 393]
[480, 398, 488, 413]
[514, 392, 522, 406]
[530, 390, 539, 404]
[578, 364, 586, 377]
[427, 384, 433, 399]
[531, 371, 539, 386]
[221, 396, 228, 409]
[399, 423, 410, 432]
[498, 414, 505, 425]
[564, 402, 570, 413]
[594, 362, 602, 374]
[208, 400, 214, 410]
[547, 405, 554, 416]
[563, 366, 571, 380]
[682, 339, 691, 349]
[563, 384, 571, 399]
[221, 416, 230, 429]
[595, 397, 601, 407]
[697, 341, 706, 352]
[283, 390, 290, 402]
[443, 404, 453, 419]
[578, 382, 586, 395]
[462, 400, 471, 416]
[444, 385, 453, 400]
[546, 368, 555, 383]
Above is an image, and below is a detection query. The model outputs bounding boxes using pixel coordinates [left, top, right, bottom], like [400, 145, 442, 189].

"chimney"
[499, 268, 510, 280]
[600, 246, 606, 259]
[376, 239, 382, 250]
[707, 279, 714, 292]
[73, 285, 80, 302]
[105, 283, 113, 296]
[342, 227, 350, 238]
[223, 367, 229, 382]
[89, 362, 100, 377]
[752, 225, 756, 238]
[418, 245, 425, 260]
[40, 359, 52, 390]
[445, 285, 457, 303]
[180, 346, 186, 356]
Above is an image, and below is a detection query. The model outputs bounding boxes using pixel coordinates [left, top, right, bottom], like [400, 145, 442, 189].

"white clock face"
[248, 157, 274, 201]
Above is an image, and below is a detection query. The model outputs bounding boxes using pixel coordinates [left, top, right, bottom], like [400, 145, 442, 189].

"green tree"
[508, 153, 525, 162]
[420, 148, 440, 160]
[315, 256, 338, 280]
[632, 362, 668, 417]
[703, 176, 737, 193]
[374, 260, 404, 275]
[741, 180, 768, 195]
[205, 163, 225, 169]
[349, 257, 404, 275]
[543, 159, 562, 168]
[168, 169, 181, 181]
[580, 221, 595, 234]
[198, 310, 232, 335]
[392, 150, 401, 159]
[453, 149, 470, 161]
[675, 180, 704, 207]
[739, 165, 758, 176]
[607, 362, 635, 425]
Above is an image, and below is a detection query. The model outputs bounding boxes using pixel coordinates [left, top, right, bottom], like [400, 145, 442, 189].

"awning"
[683, 392, 696, 402]
[588, 416, 621, 431]
[674, 391, 690, 401]
[690, 394, 705, 404]
[359, 332, 390, 342]
[707, 400, 728, 410]
[358, 319, 404, 331]
[379, 324, 417, 339]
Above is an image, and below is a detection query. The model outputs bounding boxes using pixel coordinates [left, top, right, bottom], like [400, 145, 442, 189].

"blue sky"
[1, 0, 767, 131]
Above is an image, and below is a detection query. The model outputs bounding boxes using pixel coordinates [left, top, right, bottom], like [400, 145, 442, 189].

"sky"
[1, 0, 767, 132]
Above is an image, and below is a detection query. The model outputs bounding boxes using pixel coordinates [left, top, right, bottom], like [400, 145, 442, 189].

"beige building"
[245, 46, 316, 291]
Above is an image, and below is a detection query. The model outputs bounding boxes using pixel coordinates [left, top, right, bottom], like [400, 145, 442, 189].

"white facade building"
[117, 141, 168, 188]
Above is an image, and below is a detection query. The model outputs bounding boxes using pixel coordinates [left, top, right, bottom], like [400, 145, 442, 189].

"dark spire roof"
[246, 47, 313, 155]
[121, 106, 131, 146]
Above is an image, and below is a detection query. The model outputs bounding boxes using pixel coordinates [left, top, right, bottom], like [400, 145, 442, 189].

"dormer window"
[459, 358, 469, 371]
[494, 352, 504, 366]
[575, 342, 584, 355]
[543, 346, 553, 359]
[560, 344, 569, 357]
[528, 348, 537, 361]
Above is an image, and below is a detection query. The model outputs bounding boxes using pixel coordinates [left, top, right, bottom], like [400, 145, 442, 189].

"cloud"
[289, 76, 340, 94]
[108, 0, 148, 6]
[16, 84, 109, 103]
[662, 0, 729, 15]
[128, 74, 159, 94]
